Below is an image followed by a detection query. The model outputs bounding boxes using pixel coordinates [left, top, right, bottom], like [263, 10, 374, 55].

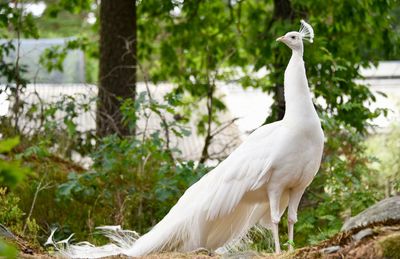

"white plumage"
[49, 20, 324, 257]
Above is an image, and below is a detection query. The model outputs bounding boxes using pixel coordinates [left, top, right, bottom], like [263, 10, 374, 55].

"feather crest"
[299, 20, 314, 43]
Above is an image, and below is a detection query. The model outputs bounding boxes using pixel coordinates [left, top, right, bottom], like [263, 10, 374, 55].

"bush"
[54, 95, 209, 236]
[2, 93, 208, 245]
[0, 188, 25, 234]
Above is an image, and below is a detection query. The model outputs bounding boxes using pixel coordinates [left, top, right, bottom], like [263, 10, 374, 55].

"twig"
[210, 117, 240, 138]
[23, 176, 52, 235]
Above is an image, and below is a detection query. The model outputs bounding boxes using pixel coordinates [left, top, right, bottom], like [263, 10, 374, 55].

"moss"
[379, 233, 400, 259]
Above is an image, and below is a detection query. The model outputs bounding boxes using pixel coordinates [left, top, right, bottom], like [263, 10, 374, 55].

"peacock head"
[276, 20, 314, 53]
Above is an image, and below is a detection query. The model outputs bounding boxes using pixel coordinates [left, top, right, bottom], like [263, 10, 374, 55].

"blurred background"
[0, 0, 399, 256]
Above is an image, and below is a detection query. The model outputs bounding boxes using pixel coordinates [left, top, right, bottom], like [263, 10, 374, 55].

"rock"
[22, 248, 34, 255]
[0, 224, 16, 239]
[352, 228, 374, 241]
[320, 246, 340, 254]
[341, 196, 400, 231]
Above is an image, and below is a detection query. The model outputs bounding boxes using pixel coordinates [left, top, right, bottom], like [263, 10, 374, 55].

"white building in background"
[359, 61, 400, 131]
[0, 39, 399, 162]
[0, 38, 85, 84]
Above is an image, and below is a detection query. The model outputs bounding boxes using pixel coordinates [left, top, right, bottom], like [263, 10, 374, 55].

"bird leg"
[287, 189, 305, 252]
[272, 221, 281, 254]
[288, 219, 295, 252]
[268, 191, 282, 254]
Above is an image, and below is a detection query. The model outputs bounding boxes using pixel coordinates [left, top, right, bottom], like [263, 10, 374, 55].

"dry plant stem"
[23, 176, 52, 235]
[137, 60, 174, 160]
[198, 48, 236, 164]
[210, 118, 239, 138]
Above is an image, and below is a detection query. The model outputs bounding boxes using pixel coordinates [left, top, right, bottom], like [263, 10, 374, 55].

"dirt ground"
[15, 219, 400, 259]
[291, 219, 400, 259]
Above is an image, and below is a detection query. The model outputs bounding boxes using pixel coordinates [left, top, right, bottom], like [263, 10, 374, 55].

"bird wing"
[202, 121, 281, 220]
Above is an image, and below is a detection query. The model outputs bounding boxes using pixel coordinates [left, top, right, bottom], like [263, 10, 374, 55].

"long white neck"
[283, 49, 318, 122]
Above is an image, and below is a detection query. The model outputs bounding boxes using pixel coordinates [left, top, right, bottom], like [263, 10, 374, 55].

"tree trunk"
[273, 0, 292, 19]
[97, 0, 137, 136]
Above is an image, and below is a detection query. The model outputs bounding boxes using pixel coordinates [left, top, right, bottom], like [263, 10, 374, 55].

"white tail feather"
[46, 226, 138, 258]
[46, 141, 282, 257]
[46, 202, 273, 258]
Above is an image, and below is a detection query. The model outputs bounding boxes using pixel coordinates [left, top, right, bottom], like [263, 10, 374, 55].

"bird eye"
[291, 36, 296, 39]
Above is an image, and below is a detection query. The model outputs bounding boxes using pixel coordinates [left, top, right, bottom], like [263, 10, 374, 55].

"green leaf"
[0, 137, 19, 153]
[0, 239, 17, 259]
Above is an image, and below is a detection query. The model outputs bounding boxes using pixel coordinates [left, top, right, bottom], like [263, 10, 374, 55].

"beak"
[276, 36, 284, 42]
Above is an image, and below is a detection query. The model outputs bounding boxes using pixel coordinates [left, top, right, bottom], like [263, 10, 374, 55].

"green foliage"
[0, 1, 39, 81]
[39, 93, 96, 157]
[0, 2, 40, 138]
[295, 116, 381, 246]
[0, 239, 18, 259]
[0, 188, 25, 234]
[56, 95, 208, 234]
[367, 122, 400, 194]
[138, 0, 237, 138]
[24, 218, 40, 242]
[379, 233, 400, 259]
[14, 153, 90, 242]
[0, 137, 29, 189]
[0, 0, 399, 253]
[0, 3, 39, 39]
[0, 89, 97, 160]
[0, 138, 19, 153]
[0, 187, 40, 250]
[0, 137, 40, 247]
[38, 0, 400, 248]
[0, 89, 205, 243]
[0, 135, 30, 256]
[39, 37, 96, 75]
[34, 1, 99, 83]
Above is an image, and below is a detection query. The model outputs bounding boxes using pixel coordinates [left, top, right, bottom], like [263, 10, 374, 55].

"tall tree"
[97, 0, 137, 136]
